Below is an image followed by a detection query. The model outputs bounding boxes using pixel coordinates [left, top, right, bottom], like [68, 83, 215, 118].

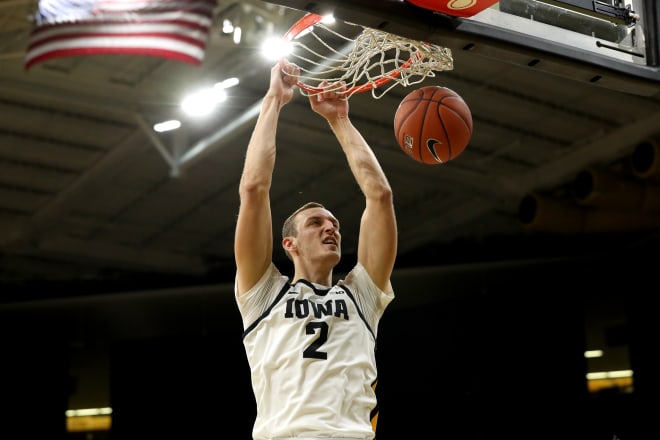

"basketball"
[393, 85, 473, 165]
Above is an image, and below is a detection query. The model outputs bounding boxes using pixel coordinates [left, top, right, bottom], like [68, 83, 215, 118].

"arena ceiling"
[1, 0, 659, 302]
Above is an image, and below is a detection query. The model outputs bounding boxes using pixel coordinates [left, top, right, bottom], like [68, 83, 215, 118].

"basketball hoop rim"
[282, 12, 324, 43]
[282, 12, 406, 96]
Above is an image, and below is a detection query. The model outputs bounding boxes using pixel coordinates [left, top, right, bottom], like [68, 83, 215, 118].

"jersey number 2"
[303, 321, 328, 359]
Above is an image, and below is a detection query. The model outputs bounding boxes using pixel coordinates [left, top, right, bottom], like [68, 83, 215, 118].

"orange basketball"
[393, 86, 473, 165]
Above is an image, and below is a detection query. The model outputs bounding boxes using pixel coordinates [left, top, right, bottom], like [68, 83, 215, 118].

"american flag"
[25, 0, 217, 70]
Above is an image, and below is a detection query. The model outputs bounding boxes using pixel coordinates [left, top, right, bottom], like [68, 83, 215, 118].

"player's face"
[295, 207, 341, 264]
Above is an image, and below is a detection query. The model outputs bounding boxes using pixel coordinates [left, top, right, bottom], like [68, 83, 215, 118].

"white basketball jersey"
[236, 262, 394, 440]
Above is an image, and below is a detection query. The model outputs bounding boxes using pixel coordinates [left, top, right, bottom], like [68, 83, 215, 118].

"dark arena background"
[0, 1, 659, 439]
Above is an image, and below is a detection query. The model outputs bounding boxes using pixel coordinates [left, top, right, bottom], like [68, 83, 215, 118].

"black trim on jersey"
[242, 281, 292, 340]
[340, 282, 376, 340]
[293, 279, 330, 296]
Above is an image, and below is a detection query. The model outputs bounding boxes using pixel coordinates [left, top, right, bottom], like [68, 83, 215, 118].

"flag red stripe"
[25, 35, 206, 68]
[27, 30, 207, 52]
[26, 47, 201, 70]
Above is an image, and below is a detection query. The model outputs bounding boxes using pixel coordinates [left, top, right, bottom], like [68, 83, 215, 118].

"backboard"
[264, 0, 659, 95]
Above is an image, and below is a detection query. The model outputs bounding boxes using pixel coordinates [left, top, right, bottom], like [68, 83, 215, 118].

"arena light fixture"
[180, 77, 240, 117]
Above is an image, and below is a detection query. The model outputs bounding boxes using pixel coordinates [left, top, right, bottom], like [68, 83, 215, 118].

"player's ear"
[282, 237, 296, 253]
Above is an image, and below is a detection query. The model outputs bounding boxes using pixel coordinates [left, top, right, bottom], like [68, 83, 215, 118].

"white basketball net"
[284, 20, 454, 99]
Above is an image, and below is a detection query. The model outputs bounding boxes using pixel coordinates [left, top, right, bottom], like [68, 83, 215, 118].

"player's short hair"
[282, 202, 325, 260]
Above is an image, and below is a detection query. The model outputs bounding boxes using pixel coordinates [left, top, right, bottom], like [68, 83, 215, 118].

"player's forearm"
[239, 95, 283, 195]
[329, 116, 392, 200]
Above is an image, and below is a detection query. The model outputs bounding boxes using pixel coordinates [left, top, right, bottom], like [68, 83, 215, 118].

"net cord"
[282, 17, 454, 99]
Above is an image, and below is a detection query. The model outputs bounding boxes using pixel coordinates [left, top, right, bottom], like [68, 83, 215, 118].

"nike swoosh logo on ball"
[426, 139, 444, 163]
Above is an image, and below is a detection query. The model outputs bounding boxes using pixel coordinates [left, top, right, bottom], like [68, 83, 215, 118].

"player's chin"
[330, 246, 341, 256]
[324, 249, 341, 264]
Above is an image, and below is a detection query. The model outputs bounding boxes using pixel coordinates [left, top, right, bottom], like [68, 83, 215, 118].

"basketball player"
[234, 58, 398, 439]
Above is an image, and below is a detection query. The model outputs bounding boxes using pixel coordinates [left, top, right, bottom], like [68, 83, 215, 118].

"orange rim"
[282, 12, 404, 96]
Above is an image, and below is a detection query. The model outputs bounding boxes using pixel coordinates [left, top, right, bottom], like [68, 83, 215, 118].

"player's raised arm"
[234, 60, 299, 296]
[308, 82, 397, 291]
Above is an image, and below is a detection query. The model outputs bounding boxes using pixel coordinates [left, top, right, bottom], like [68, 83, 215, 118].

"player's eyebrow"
[306, 214, 340, 229]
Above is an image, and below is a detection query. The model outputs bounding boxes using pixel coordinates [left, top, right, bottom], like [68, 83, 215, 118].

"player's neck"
[292, 265, 333, 287]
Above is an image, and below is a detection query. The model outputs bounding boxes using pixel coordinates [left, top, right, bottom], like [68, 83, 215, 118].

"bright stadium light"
[261, 36, 292, 60]
[153, 119, 181, 133]
[176, 76, 239, 118]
